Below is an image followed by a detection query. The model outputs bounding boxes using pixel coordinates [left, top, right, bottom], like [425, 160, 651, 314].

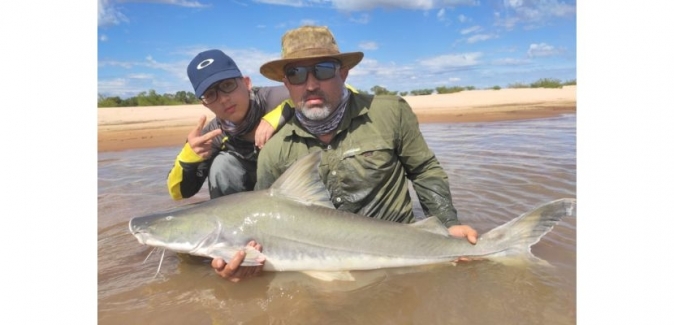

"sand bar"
[98, 86, 576, 152]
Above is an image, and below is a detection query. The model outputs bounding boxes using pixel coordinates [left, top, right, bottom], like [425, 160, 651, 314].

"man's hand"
[447, 224, 478, 244]
[211, 241, 265, 282]
[255, 120, 275, 149]
[188, 116, 222, 159]
[448, 224, 479, 262]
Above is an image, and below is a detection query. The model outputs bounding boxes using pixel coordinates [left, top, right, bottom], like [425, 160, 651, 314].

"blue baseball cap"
[187, 49, 243, 98]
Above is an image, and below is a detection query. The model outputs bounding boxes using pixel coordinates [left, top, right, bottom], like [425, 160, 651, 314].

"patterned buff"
[295, 87, 349, 135]
[219, 91, 263, 137]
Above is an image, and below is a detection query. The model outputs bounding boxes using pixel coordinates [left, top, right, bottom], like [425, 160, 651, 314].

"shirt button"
[327, 145, 332, 150]
[335, 197, 342, 203]
[331, 171, 337, 176]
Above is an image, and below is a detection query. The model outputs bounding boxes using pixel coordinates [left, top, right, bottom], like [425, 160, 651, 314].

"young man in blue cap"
[167, 49, 293, 200]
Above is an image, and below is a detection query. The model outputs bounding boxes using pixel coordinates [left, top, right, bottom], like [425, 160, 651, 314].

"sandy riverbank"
[98, 86, 576, 152]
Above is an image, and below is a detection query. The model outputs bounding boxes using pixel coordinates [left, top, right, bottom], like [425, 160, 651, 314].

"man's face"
[282, 58, 349, 121]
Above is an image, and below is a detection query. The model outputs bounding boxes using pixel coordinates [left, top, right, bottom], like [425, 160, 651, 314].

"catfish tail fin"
[479, 198, 576, 265]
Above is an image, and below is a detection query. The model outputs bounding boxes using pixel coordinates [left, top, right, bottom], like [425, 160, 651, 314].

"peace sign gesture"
[188, 115, 222, 159]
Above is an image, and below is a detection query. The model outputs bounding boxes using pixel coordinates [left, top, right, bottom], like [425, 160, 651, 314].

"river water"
[98, 114, 576, 324]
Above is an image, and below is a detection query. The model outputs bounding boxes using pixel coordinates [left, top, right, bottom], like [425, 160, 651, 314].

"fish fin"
[301, 271, 356, 282]
[409, 216, 450, 236]
[488, 256, 555, 268]
[269, 151, 335, 209]
[479, 198, 576, 260]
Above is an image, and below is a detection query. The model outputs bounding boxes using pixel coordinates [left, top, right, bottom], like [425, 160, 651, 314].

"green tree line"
[98, 89, 200, 107]
[98, 78, 577, 108]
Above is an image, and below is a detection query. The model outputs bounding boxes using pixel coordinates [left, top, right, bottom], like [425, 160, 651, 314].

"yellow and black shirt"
[167, 85, 293, 200]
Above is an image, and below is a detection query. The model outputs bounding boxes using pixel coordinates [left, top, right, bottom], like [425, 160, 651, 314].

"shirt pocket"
[342, 138, 395, 164]
[338, 139, 397, 190]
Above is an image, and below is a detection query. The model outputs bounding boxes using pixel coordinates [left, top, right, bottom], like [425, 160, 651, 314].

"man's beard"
[298, 103, 332, 120]
[293, 86, 349, 135]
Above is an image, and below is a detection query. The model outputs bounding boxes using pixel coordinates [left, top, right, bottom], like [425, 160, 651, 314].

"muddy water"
[98, 114, 576, 324]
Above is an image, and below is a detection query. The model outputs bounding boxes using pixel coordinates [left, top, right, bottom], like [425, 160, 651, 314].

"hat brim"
[260, 52, 364, 82]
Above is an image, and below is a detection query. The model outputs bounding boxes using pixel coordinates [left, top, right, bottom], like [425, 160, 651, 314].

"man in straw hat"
[211, 25, 478, 282]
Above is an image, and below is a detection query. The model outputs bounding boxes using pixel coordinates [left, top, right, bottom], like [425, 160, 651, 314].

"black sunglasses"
[284, 61, 340, 85]
[200, 78, 239, 105]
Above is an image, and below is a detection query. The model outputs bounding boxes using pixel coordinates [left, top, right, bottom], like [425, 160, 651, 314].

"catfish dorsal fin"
[270, 151, 335, 209]
[409, 216, 450, 236]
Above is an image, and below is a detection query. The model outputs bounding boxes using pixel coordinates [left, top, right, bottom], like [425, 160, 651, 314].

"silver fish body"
[129, 151, 575, 276]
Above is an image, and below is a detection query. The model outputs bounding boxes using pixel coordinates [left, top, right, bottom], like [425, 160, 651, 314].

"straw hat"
[260, 25, 364, 82]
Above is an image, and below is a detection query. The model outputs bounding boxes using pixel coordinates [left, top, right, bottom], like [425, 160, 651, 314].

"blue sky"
[98, 0, 576, 98]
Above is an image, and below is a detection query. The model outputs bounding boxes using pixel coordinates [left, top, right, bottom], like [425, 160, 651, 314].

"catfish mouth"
[127, 216, 223, 256]
[129, 227, 157, 246]
[128, 219, 168, 247]
[129, 219, 148, 244]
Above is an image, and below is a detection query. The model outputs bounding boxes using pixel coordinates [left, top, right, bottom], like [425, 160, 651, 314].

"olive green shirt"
[255, 91, 460, 227]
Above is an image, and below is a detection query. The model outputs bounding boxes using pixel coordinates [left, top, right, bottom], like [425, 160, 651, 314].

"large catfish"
[129, 151, 575, 281]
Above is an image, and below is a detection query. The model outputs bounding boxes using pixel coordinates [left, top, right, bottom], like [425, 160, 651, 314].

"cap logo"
[197, 58, 214, 70]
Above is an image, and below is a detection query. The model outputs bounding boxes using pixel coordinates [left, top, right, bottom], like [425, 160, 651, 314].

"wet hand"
[211, 241, 265, 282]
[255, 120, 274, 149]
[448, 225, 478, 245]
[448, 225, 479, 262]
[188, 115, 222, 159]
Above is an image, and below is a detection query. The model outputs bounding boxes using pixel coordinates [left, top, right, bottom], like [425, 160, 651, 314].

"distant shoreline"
[98, 86, 576, 153]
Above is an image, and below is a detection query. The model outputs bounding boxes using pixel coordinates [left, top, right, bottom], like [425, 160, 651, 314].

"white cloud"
[145, 0, 209, 7]
[300, 19, 319, 25]
[466, 33, 495, 43]
[344, 53, 490, 92]
[98, 78, 143, 97]
[334, 0, 434, 10]
[100, 34, 109, 42]
[220, 48, 283, 76]
[128, 73, 154, 79]
[98, 60, 135, 69]
[98, 0, 128, 27]
[98, 0, 209, 27]
[437, 8, 446, 20]
[255, 0, 479, 11]
[527, 43, 563, 57]
[508, 0, 523, 7]
[492, 58, 531, 65]
[347, 58, 407, 78]
[253, 0, 308, 7]
[99, 78, 127, 89]
[457, 14, 470, 23]
[359, 41, 379, 51]
[460, 25, 481, 34]
[349, 13, 370, 24]
[143, 55, 187, 80]
[496, 0, 575, 29]
[257, 0, 480, 11]
[419, 52, 482, 70]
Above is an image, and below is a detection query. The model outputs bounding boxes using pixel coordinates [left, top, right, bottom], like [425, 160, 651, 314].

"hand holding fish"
[211, 240, 265, 282]
[188, 115, 222, 159]
[448, 225, 478, 245]
[448, 224, 479, 262]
